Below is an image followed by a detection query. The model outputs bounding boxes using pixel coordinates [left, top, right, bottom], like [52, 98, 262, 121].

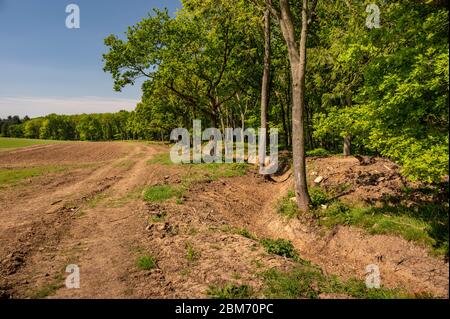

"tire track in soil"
[50, 144, 170, 298]
[0, 142, 162, 298]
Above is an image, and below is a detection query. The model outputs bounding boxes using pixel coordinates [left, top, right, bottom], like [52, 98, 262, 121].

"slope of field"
[0, 142, 447, 299]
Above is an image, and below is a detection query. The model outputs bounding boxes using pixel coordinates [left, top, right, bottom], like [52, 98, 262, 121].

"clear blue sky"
[0, 0, 181, 118]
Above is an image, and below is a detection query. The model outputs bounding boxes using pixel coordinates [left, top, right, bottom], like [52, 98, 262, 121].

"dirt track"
[0, 142, 448, 298]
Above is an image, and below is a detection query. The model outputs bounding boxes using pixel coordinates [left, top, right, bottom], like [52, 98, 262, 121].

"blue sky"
[0, 0, 181, 118]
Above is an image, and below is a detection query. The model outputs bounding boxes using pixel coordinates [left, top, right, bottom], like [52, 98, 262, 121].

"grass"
[32, 283, 65, 299]
[147, 152, 250, 182]
[0, 165, 68, 187]
[147, 152, 174, 165]
[136, 255, 158, 270]
[215, 225, 257, 240]
[29, 272, 65, 299]
[276, 190, 299, 219]
[107, 186, 144, 208]
[207, 284, 253, 299]
[112, 160, 135, 169]
[145, 153, 250, 203]
[306, 148, 331, 157]
[318, 202, 449, 255]
[0, 137, 65, 150]
[304, 185, 449, 256]
[143, 185, 184, 202]
[261, 266, 407, 299]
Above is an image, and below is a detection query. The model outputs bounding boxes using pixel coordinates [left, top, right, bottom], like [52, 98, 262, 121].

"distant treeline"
[0, 111, 168, 141]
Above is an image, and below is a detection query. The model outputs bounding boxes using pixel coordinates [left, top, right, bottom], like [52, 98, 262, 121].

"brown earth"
[0, 142, 448, 298]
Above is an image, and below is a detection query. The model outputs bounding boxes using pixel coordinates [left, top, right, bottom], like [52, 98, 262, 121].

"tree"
[259, 0, 272, 163]
[266, 0, 318, 212]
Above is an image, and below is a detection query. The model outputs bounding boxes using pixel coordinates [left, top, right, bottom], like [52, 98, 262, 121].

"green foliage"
[260, 238, 298, 260]
[309, 187, 330, 208]
[207, 284, 253, 299]
[136, 255, 158, 270]
[312, 2, 449, 182]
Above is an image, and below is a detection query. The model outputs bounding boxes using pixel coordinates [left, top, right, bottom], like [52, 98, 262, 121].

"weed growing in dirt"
[136, 255, 157, 270]
[260, 238, 299, 260]
[185, 242, 201, 263]
[143, 185, 184, 202]
[207, 284, 253, 299]
[149, 212, 166, 223]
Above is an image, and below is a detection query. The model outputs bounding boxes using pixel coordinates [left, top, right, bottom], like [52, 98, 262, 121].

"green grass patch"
[147, 152, 174, 165]
[215, 225, 257, 240]
[234, 227, 257, 240]
[32, 283, 64, 299]
[207, 284, 253, 299]
[302, 184, 449, 256]
[276, 190, 299, 219]
[143, 185, 184, 202]
[181, 162, 249, 186]
[136, 255, 158, 270]
[0, 137, 65, 150]
[112, 160, 135, 169]
[262, 266, 407, 299]
[318, 202, 449, 256]
[107, 186, 144, 208]
[0, 166, 69, 187]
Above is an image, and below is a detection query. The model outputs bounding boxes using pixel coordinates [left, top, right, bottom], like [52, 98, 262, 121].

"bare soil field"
[0, 142, 448, 298]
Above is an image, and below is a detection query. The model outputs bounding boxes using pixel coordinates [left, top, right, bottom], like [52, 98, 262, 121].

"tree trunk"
[343, 135, 351, 156]
[277, 91, 290, 150]
[279, 0, 311, 212]
[260, 2, 271, 165]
